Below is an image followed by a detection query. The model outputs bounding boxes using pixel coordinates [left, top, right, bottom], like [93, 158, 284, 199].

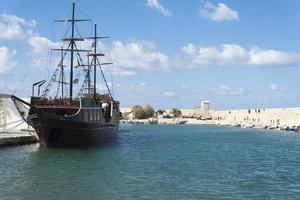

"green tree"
[171, 108, 182, 118]
[144, 105, 155, 118]
[156, 109, 165, 116]
[131, 105, 145, 119]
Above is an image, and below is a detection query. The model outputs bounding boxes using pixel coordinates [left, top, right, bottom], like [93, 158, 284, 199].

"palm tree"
[170, 108, 182, 118]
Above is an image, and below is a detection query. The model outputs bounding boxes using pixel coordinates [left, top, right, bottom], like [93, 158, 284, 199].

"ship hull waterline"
[30, 113, 119, 147]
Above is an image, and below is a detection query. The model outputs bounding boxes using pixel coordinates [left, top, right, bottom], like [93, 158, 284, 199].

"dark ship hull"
[12, 95, 120, 147]
[31, 114, 119, 147]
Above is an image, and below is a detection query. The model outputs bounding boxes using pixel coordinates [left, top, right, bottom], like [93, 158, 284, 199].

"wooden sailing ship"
[12, 3, 120, 147]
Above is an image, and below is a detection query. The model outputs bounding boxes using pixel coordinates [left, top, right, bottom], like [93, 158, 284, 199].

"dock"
[0, 131, 38, 146]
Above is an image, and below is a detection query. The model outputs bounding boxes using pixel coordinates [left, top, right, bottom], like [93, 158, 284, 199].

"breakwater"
[209, 108, 300, 129]
[121, 107, 300, 129]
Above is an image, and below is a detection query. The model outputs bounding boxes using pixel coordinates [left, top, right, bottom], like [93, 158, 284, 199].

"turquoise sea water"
[1, 125, 300, 199]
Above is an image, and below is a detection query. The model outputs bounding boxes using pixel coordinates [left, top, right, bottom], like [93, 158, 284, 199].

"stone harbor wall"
[210, 108, 300, 127]
[120, 106, 300, 127]
[120, 108, 210, 118]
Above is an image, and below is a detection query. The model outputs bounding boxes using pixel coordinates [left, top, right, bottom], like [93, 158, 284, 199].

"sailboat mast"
[93, 23, 97, 96]
[69, 2, 75, 100]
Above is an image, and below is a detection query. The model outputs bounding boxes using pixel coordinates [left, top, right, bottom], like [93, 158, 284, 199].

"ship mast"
[87, 55, 91, 94]
[93, 24, 97, 96]
[42, 3, 115, 99]
[50, 3, 91, 99]
[86, 24, 113, 99]
[70, 2, 75, 100]
[60, 47, 64, 98]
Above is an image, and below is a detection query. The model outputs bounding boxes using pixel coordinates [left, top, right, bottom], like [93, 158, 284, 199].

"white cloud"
[118, 82, 158, 93]
[27, 34, 61, 67]
[114, 82, 178, 103]
[200, 2, 239, 22]
[214, 84, 245, 96]
[27, 33, 94, 69]
[28, 34, 58, 54]
[112, 67, 137, 76]
[181, 43, 198, 57]
[270, 84, 286, 91]
[140, 82, 147, 86]
[182, 43, 300, 67]
[0, 80, 18, 93]
[110, 41, 170, 74]
[26, 33, 171, 76]
[249, 47, 299, 66]
[0, 13, 36, 39]
[146, 0, 173, 17]
[0, 46, 17, 75]
[163, 91, 176, 98]
[96, 82, 112, 92]
[25, 33, 300, 76]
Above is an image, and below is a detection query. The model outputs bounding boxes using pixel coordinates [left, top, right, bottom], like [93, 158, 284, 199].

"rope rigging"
[96, 56, 113, 100]
[42, 43, 70, 97]
[13, 3, 114, 101]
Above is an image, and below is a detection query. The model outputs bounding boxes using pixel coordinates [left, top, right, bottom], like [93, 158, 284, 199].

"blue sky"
[1, 0, 300, 110]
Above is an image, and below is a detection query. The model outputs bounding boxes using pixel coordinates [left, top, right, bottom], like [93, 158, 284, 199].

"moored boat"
[11, 3, 120, 147]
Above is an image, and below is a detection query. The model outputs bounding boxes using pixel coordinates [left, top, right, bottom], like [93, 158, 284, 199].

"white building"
[201, 101, 210, 112]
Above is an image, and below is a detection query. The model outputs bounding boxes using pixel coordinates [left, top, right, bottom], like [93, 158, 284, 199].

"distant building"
[201, 101, 210, 112]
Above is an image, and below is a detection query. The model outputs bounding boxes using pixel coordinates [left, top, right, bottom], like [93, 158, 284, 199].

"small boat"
[287, 126, 299, 132]
[267, 125, 277, 130]
[254, 124, 268, 129]
[278, 125, 289, 131]
[242, 124, 254, 129]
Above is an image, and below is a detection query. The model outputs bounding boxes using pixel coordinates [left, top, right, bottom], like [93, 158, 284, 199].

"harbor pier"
[121, 103, 300, 130]
[0, 132, 38, 146]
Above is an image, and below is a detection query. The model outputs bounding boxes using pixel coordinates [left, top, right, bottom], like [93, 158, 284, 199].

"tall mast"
[69, 2, 75, 100]
[86, 26, 113, 99]
[93, 23, 97, 96]
[45, 3, 91, 99]
[87, 55, 91, 94]
[61, 47, 64, 98]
